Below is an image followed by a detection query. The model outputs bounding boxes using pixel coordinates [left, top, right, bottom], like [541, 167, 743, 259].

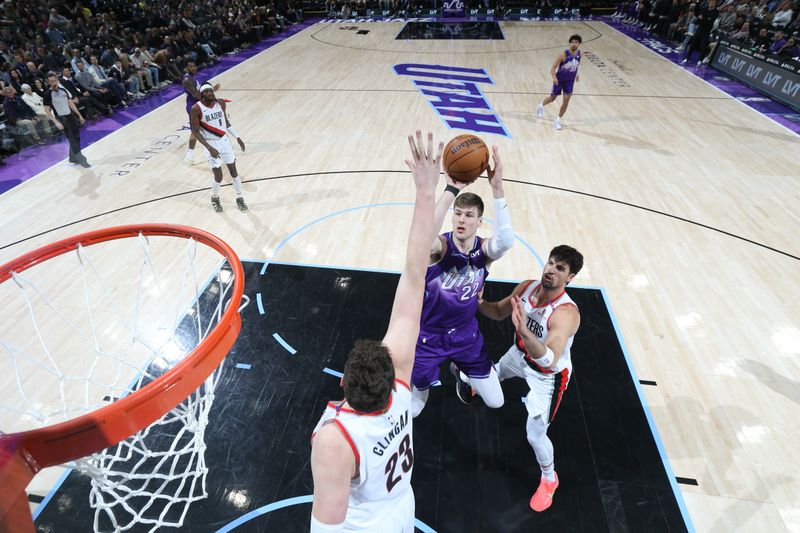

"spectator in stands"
[730, 20, 752, 40]
[45, 22, 66, 45]
[717, 4, 738, 32]
[59, 66, 109, 118]
[675, 4, 698, 50]
[2, 86, 45, 145]
[109, 58, 143, 97]
[19, 83, 56, 134]
[682, 0, 719, 65]
[31, 78, 46, 98]
[154, 47, 182, 83]
[771, 1, 794, 28]
[48, 8, 71, 32]
[70, 48, 87, 74]
[130, 48, 157, 90]
[75, 59, 123, 107]
[770, 29, 786, 51]
[777, 35, 798, 55]
[7, 69, 24, 94]
[87, 55, 127, 102]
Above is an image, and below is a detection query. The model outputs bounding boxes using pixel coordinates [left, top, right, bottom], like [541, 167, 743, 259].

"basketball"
[443, 134, 489, 184]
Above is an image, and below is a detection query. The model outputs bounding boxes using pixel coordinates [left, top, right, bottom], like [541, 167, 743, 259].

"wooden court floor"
[1, 20, 799, 532]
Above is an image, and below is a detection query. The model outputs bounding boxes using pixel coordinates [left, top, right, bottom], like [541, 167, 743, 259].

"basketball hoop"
[0, 224, 246, 532]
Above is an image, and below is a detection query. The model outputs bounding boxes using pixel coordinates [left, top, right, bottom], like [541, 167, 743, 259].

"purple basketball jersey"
[184, 73, 201, 112]
[556, 49, 580, 83]
[420, 232, 488, 330]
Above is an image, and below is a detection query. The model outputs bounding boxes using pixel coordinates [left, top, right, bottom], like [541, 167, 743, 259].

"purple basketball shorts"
[411, 322, 493, 390]
[551, 80, 575, 96]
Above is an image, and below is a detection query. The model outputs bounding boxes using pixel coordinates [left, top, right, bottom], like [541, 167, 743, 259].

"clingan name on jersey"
[394, 63, 510, 137]
[372, 409, 409, 456]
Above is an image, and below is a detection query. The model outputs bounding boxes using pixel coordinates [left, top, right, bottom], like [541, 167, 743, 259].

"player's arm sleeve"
[486, 197, 513, 260]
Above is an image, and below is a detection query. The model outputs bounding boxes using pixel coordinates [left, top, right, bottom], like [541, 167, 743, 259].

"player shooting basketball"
[190, 84, 248, 213]
[410, 143, 514, 418]
[310, 131, 442, 533]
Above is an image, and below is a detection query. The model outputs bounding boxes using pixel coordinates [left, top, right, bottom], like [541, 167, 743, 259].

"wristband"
[227, 126, 239, 138]
[535, 346, 555, 367]
[444, 184, 460, 197]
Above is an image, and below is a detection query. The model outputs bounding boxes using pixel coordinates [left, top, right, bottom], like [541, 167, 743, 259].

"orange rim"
[0, 224, 244, 521]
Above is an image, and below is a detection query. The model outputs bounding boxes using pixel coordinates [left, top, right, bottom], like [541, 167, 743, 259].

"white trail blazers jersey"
[514, 280, 578, 374]
[195, 100, 227, 140]
[312, 380, 415, 532]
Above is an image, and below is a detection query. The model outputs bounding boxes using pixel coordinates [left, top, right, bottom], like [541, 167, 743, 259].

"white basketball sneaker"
[554, 117, 562, 130]
[536, 103, 544, 119]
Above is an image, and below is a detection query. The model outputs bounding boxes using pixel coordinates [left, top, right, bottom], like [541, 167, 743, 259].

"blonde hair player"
[478, 245, 583, 512]
[409, 145, 514, 418]
[189, 83, 248, 212]
[310, 131, 442, 533]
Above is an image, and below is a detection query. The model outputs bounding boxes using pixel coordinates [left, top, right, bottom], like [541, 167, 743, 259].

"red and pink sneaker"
[529, 472, 559, 512]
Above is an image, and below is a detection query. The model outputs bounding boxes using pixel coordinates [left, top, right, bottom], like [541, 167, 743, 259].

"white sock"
[232, 176, 243, 197]
[527, 415, 555, 480]
[185, 148, 194, 158]
[211, 180, 221, 197]
[540, 463, 556, 481]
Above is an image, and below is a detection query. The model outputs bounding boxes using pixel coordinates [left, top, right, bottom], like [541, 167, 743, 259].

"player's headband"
[200, 84, 214, 93]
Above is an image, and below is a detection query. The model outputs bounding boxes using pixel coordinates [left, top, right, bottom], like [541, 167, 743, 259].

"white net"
[0, 230, 242, 532]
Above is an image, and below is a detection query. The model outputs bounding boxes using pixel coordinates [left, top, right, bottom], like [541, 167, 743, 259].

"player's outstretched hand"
[510, 296, 528, 338]
[237, 138, 246, 152]
[405, 130, 443, 194]
[486, 145, 503, 183]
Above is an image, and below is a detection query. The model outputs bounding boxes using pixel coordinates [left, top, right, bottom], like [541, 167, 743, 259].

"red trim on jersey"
[199, 121, 225, 138]
[395, 379, 411, 391]
[546, 302, 578, 331]
[528, 283, 566, 309]
[330, 419, 360, 474]
[518, 279, 536, 301]
[548, 368, 570, 422]
[326, 393, 394, 416]
[522, 350, 555, 374]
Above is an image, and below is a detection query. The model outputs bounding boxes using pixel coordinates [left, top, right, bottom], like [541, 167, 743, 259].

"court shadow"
[739, 359, 800, 407]
[502, 110, 539, 124]
[569, 127, 675, 156]
[654, 394, 790, 519]
[702, 473, 793, 533]
[73, 167, 103, 200]
[259, 188, 350, 209]
[690, 119, 800, 144]
[240, 140, 299, 154]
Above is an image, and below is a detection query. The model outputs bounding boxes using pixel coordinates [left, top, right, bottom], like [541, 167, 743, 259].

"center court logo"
[394, 63, 510, 137]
